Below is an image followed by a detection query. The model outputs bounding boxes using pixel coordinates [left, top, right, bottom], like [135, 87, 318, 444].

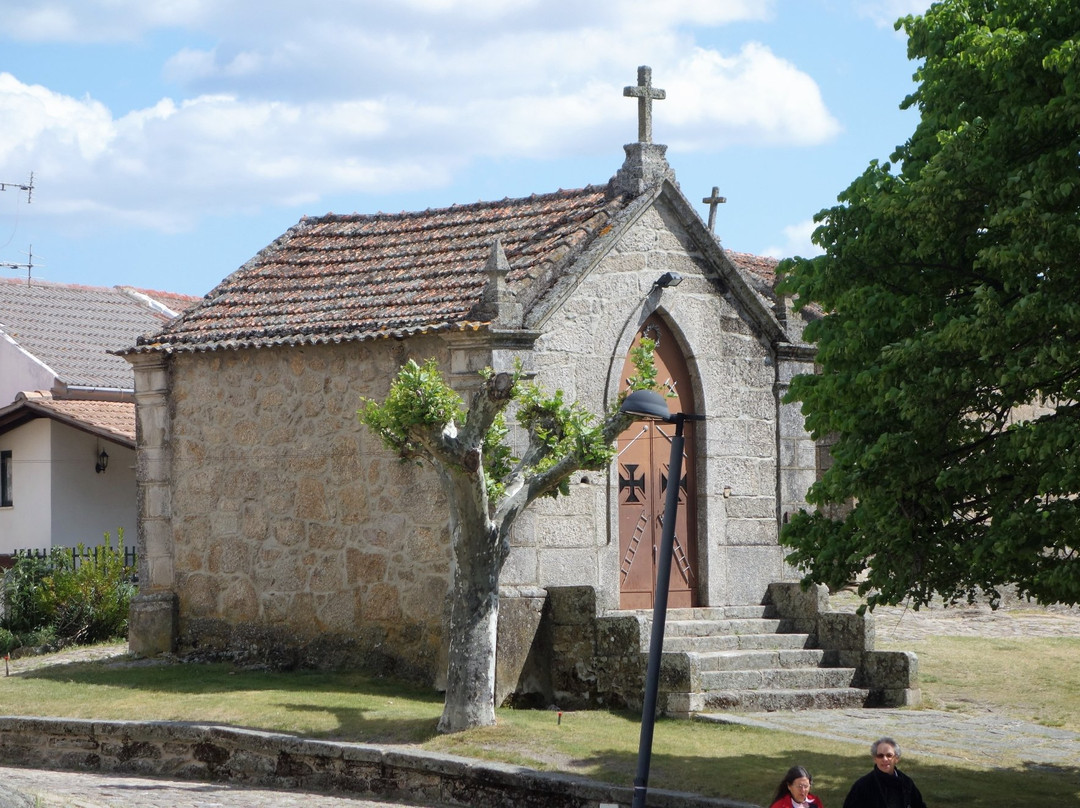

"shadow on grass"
[569, 747, 1080, 808]
[274, 700, 441, 744]
[20, 658, 446, 744]
[23, 658, 433, 696]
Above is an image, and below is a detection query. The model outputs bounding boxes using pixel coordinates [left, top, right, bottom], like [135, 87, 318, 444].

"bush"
[1, 550, 53, 635]
[0, 530, 135, 650]
[0, 627, 16, 655]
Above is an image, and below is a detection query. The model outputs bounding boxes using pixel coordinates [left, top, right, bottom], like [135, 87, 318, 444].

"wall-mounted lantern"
[95, 449, 109, 474]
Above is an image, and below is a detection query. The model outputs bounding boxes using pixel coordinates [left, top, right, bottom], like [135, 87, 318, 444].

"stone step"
[665, 605, 779, 621]
[661, 632, 816, 653]
[662, 617, 799, 637]
[700, 666, 858, 691]
[608, 605, 778, 622]
[702, 687, 871, 712]
[690, 648, 827, 672]
[608, 607, 874, 715]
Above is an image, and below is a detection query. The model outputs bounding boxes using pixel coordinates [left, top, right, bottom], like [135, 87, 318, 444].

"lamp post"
[618, 389, 705, 808]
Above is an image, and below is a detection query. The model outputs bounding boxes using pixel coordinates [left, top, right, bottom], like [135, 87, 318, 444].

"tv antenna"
[2, 172, 36, 282]
[0, 172, 33, 203]
[1, 245, 37, 284]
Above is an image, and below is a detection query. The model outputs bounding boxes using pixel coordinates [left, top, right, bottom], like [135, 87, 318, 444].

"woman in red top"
[769, 765, 824, 808]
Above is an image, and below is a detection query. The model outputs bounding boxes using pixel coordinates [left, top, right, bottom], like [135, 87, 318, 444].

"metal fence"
[8, 546, 138, 575]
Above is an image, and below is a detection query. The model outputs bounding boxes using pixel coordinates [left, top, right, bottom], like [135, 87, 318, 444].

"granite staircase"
[628, 604, 873, 715]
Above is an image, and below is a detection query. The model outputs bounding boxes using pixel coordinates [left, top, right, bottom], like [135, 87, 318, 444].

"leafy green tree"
[360, 344, 658, 733]
[778, 0, 1080, 610]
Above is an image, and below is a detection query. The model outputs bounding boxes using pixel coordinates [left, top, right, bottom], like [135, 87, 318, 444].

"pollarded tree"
[360, 344, 657, 733]
[779, 0, 1080, 610]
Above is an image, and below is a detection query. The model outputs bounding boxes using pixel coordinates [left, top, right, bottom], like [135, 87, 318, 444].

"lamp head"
[653, 271, 683, 289]
[619, 389, 674, 422]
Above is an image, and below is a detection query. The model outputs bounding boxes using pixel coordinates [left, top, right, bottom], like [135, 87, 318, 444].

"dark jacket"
[842, 766, 927, 808]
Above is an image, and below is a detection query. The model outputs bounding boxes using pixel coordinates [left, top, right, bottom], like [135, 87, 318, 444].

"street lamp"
[618, 389, 705, 808]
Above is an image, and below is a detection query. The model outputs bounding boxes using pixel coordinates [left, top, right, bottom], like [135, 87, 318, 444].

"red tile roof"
[135, 186, 635, 352]
[0, 391, 135, 446]
[727, 251, 779, 285]
[132, 184, 787, 355]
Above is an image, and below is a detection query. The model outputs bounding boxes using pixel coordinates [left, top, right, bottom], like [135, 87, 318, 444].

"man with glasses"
[842, 737, 928, 808]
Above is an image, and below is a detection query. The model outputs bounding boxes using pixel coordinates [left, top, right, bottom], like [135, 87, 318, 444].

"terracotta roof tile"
[0, 391, 135, 446]
[727, 250, 823, 320]
[727, 250, 779, 285]
[36, 397, 135, 443]
[137, 186, 632, 352]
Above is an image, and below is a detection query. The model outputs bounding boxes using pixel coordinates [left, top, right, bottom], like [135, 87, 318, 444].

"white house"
[0, 278, 198, 557]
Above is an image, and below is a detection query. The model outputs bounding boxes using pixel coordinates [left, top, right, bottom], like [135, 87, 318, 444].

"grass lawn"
[1, 636, 1078, 807]
[880, 634, 1080, 731]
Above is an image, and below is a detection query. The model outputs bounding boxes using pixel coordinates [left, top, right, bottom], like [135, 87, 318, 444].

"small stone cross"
[624, 65, 665, 144]
[702, 186, 726, 232]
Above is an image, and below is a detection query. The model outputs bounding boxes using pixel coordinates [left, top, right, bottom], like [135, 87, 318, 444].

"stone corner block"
[860, 649, 919, 690]
[544, 586, 597, 626]
[818, 610, 875, 652]
[766, 581, 829, 620]
[495, 592, 547, 708]
[876, 687, 922, 708]
[128, 592, 178, 656]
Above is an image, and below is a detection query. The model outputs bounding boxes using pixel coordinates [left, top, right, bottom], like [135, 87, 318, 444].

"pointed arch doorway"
[616, 313, 700, 609]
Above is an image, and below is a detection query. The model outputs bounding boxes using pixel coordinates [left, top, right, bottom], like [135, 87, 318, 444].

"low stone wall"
[0, 717, 753, 808]
[537, 586, 649, 711]
[766, 583, 921, 707]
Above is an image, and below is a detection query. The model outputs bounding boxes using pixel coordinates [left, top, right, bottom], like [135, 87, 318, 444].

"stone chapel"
[124, 68, 918, 712]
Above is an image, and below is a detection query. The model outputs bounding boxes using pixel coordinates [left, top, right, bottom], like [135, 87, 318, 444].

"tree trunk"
[436, 467, 505, 734]
[438, 551, 500, 733]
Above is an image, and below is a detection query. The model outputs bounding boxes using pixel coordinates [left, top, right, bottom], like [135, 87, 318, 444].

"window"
[1, 450, 11, 507]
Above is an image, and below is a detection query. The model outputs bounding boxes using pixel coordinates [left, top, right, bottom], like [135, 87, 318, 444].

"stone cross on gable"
[703, 186, 727, 232]
[624, 66, 666, 144]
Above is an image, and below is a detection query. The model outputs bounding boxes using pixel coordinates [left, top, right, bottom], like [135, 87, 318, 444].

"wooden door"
[616, 314, 699, 609]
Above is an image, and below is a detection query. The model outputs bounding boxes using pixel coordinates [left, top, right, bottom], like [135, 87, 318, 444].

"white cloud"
[0, 73, 445, 233]
[664, 46, 841, 149]
[3, 0, 771, 45]
[762, 219, 824, 261]
[854, 0, 930, 29]
[0, 0, 839, 238]
[0, 74, 115, 163]
[606, 0, 774, 28]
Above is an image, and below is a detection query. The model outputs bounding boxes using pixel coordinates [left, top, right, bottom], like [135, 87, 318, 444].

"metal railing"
[5, 546, 138, 582]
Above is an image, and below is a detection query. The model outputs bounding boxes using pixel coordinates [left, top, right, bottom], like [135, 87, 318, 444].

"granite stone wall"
[144, 336, 458, 679]
[516, 198, 804, 613]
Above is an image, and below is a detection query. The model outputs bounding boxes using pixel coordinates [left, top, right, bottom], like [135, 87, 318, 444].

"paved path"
[0, 767, 418, 808]
[3, 598, 1078, 806]
[701, 708, 1080, 770]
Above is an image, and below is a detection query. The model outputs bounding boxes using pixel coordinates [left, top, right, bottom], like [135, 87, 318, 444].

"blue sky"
[1, 0, 928, 297]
